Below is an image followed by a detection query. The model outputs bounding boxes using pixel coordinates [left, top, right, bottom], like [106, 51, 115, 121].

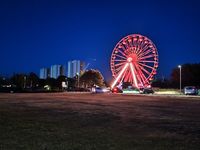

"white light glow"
[130, 63, 138, 88]
[111, 63, 129, 89]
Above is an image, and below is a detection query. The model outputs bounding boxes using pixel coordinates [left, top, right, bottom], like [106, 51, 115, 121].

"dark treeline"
[0, 69, 105, 92]
[1, 63, 200, 92]
[152, 63, 200, 88]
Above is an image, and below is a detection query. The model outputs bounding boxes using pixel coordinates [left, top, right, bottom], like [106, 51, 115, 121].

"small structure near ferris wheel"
[110, 34, 158, 89]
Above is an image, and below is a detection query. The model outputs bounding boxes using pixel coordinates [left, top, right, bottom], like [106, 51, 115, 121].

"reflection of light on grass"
[123, 89, 140, 94]
[155, 91, 179, 95]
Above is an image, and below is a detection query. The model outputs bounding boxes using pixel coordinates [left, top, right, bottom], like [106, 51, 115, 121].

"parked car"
[139, 88, 154, 94]
[92, 87, 110, 93]
[111, 87, 123, 93]
[184, 86, 198, 95]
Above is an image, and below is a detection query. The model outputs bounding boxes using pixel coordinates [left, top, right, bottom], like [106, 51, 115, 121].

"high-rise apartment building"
[50, 65, 66, 79]
[39, 68, 50, 79]
[67, 60, 85, 78]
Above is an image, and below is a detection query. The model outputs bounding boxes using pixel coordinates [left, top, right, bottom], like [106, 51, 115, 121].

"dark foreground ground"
[0, 93, 200, 150]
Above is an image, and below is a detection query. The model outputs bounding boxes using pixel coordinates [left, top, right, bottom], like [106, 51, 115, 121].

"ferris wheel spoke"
[134, 66, 143, 86]
[118, 44, 127, 52]
[115, 62, 126, 67]
[136, 66, 146, 86]
[141, 39, 147, 46]
[134, 67, 142, 86]
[141, 71, 150, 85]
[111, 63, 129, 89]
[137, 72, 145, 87]
[139, 54, 156, 60]
[124, 69, 130, 83]
[139, 44, 150, 55]
[135, 46, 141, 54]
[128, 70, 133, 83]
[115, 63, 129, 77]
[126, 39, 133, 48]
[141, 43, 149, 49]
[127, 69, 133, 83]
[138, 49, 152, 58]
[122, 41, 129, 49]
[115, 65, 125, 73]
[138, 62, 154, 70]
[115, 54, 127, 60]
[138, 65, 151, 76]
[116, 68, 125, 75]
[118, 49, 127, 57]
[136, 65, 146, 82]
[137, 67, 151, 83]
[128, 39, 133, 47]
[137, 66, 150, 84]
[114, 59, 127, 62]
[120, 66, 128, 83]
[137, 44, 152, 56]
[139, 60, 156, 63]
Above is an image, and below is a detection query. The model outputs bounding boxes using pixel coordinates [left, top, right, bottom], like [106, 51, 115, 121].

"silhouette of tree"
[67, 77, 76, 90]
[46, 78, 57, 89]
[10, 74, 26, 89]
[80, 69, 104, 87]
[27, 72, 39, 88]
[171, 63, 200, 88]
[152, 78, 171, 88]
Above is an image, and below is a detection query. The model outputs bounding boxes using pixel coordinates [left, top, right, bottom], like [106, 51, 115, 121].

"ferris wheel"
[110, 34, 158, 89]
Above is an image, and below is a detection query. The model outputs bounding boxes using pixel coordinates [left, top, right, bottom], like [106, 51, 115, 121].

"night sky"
[1, 0, 200, 80]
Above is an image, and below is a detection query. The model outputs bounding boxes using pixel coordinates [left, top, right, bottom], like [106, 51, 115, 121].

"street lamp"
[76, 72, 79, 88]
[23, 76, 26, 89]
[178, 65, 182, 93]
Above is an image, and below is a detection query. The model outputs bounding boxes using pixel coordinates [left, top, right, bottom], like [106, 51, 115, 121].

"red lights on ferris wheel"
[110, 34, 159, 89]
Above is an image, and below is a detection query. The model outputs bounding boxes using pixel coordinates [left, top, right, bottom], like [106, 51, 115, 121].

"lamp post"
[178, 65, 182, 94]
[23, 76, 26, 89]
[76, 72, 79, 88]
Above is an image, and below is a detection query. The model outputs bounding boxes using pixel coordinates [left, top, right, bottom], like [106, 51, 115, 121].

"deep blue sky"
[1, 0, 200, 80]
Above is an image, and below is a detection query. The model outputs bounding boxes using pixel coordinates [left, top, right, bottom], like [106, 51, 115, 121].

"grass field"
[0, 93, 200, 150]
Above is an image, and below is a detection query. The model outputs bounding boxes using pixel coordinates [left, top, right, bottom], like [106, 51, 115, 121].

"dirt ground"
[0, 93, 200, 150]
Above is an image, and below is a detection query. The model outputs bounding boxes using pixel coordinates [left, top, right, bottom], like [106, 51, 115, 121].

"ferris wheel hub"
[127, 57, 132, 62]
[128, 53, 138, 63]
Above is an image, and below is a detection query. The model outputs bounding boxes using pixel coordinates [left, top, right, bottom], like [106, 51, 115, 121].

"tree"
[38, 79, 46, 88]
[171, 63, 200, 88]
[27, 72, 39, 88]
[67, 77, 76, 90]
[80, 69, 104, 87]
[46, 78, 57, 89]
[10, 73, 26, 89]
[151, 78, 171, 88]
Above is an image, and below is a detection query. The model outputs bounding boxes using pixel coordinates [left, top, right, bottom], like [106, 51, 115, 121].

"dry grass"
[0, 93, 200, 150]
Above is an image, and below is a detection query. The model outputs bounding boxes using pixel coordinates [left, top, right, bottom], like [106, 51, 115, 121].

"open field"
[0, 93, 200, 150]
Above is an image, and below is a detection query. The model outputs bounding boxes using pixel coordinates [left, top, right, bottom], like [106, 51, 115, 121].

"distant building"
[67, 60, 85, 78]
[50, 65, 60, 79]
[60, 65, 66, 76]
[39, 68, 50, 79]
[50, 65, 66, 79]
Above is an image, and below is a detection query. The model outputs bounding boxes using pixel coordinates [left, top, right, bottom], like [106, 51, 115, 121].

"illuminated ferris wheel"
[110, 34, 158, 89]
